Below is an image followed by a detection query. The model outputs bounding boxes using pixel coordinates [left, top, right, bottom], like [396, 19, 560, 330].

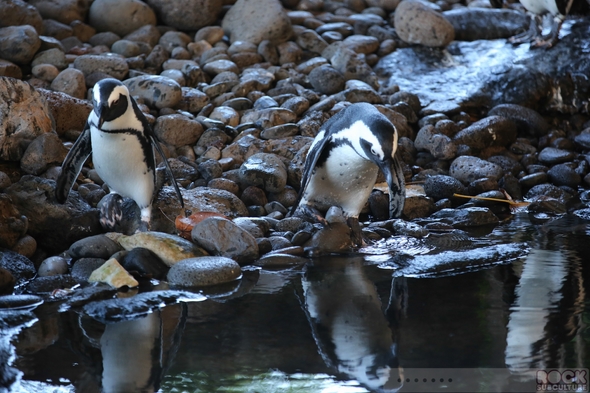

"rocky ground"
[0, 0, 589, 311]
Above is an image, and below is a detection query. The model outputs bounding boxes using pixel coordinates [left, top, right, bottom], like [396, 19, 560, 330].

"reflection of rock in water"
[375, 19, 590, 114]
[301, 258, 404, 392]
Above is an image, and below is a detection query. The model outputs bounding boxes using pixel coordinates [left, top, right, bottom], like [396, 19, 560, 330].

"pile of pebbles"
[1, 0, 589, 302]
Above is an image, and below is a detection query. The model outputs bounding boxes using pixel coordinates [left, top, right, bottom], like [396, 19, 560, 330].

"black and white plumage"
[492, 0, 590, 47]
[293, 103, 405, 225]
[55, 78, 183, 231]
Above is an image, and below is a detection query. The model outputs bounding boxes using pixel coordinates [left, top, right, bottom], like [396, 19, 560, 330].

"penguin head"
[92, 78, 137, 131]
[357, 114, 399, 168]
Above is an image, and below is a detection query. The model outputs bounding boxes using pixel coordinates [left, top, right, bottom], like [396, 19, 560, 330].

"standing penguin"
[292, 103, 405, 239]
[55, 78, 183, 232]
[492, 0, 590, 47]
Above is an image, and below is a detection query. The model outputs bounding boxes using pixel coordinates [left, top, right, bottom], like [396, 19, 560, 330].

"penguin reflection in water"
[292, 102, 406, 245]
[55, 78, 184, 232]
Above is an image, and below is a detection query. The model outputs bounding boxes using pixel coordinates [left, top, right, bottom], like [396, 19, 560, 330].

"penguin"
[492, 0, 590, 47]
[292, 103, 405, 241]
[55, 78, 184, 232]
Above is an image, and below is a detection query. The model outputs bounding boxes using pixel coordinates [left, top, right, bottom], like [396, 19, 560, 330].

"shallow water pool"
[5, 212, 590, 392]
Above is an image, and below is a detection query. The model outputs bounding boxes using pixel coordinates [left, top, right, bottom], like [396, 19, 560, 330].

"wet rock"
[449, 156, 504, 184]
[239, 153, 288, 193]
[119, 247, 169, 279]
[68, 234, 121, 259]
[0, 0, 43, 33]
[123, 75, 182, 109]
[525, 183, 573, 204]
[38, 88, 92, 136]
[488, 104, 550, 137]
[255, 253, 308, 267]
[519, 172, 548, 189]
[222, 0, 292, 44]
[71, 258, 106, 281]
[0, 268, 15, 295]
[24, 274, 80, 295]
[154, 114, 203, 147]
[73, 54, 129, 81]
[83, 289, 205, 323]
[391, 219, 429, 237]
[0, 194, 27, 250]
[146, 0, 222, 31]
[233, 217, 271, 238]
[179, 187, 249, 218]
[547, 163, 581, 188]
[443, 8, 529, 41]
[527, 196, 567, 215]
[414, 125, 457, 160]
[118, 231, 208, 267]
[88, 258, 139, 289]
[167, 256, 241, 287]
[304, 222, 353, 256]
[430, 207, 499, 227]
[37, 256, 69, 277]
[423, 175, 467, 201]
[12, 177, 103, 248]
[0, 250, 36, 285]
[538, 147, 575, 166]
[453, 116, 517, 150]
[88, 0, 156, 36]
[394, 0, 455, 47]
[0, 78, 53, 161]
[402, 194, 436, 220]
[20, 132, 67, 175]
[0, 25, 40, 65]
[191, 217, 259, 264]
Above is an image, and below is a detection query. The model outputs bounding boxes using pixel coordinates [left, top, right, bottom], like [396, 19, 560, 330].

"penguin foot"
[136, 206, 152, 233]
[347, 217, 365, 248]
[292, 205, 329, 226]
[99, 193, 123, 231]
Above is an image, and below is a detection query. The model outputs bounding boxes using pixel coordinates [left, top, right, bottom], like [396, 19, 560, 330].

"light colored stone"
[394, 0, 455, 47]
[167, 256, 241, 287]
[222, 0, 293, 44]
[89, 0, 157, 37]
[88, 258, 139, 288]
[191, 217, 259, 264]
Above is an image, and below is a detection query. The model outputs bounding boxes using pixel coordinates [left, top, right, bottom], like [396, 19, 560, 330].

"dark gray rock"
[453, 116, 517, 150]
[0, 267, 15, 295]
[119, 247, 169, 279]
[191, 217, 259, 264]
[37, 256, 69, 277]
[547, 163, 582, 188]
[488, 104, 550, 137]
[308, 64, 345, 95]
[5, 176, 102, 253]
[449, 156, 504, 184]
[71, 258, 106, 282]
[0, 250, 35, 284]
[429, 207, 499, 227]
[423, 175, 468, 201]
[538, 147, 575, 165]
[443, 8, 529, 41]
[68, 234, 121, 259]
[83, 290, 206, 323]
[239, 153, 288, 193]
[23, 274, 80, 295]
[167, 256, 241, 287]
[0, 25, 40, 65]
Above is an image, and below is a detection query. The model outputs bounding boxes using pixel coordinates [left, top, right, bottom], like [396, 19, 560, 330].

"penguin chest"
[303, 145, 378, 217]
[90, 128, 155, 208]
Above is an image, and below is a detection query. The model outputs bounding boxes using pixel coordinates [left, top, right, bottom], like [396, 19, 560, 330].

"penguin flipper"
[55, 123, 92, 203]
[290, 130, 330, 216]
[387, 153, 406, 219]
[149, 133, 185, 208]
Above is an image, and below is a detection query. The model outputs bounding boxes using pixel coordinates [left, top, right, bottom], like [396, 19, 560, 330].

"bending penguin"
[55, 78, 184, 232]
[292, 102, 406, 243]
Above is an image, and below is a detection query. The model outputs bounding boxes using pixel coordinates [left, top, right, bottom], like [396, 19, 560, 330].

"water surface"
[7, 212, 590, 392]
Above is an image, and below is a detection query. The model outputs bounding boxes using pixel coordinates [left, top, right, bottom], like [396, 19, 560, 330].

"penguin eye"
[371, 147, 379, 156]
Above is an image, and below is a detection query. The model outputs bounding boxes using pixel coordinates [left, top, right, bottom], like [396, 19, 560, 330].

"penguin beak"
[376, 155, 405, 218]
[95, 105, 106, 129]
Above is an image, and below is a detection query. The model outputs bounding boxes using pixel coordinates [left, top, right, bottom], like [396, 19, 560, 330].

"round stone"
[167, 256, 241, 287]
[89, 0, 157, 37]
[394, 0, 455, 47]
[37, 256, 69, 277]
